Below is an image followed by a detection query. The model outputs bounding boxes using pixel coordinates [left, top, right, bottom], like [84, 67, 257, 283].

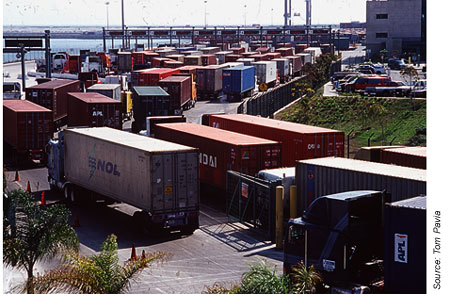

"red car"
[345, 75, 391, 92]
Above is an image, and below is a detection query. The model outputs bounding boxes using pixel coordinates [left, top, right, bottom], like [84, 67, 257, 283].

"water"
[3, 38, 180, 63]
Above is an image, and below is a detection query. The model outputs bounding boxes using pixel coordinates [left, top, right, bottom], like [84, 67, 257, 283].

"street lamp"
[105, 2, 110, 30]
[271, 8, 274, 26]
[121, 0, 125, 49]
[204, 1, 207, 28]
[244, 5, 247, 27]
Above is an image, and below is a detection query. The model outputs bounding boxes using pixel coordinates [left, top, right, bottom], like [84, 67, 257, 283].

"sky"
[3, 0, 366, 27]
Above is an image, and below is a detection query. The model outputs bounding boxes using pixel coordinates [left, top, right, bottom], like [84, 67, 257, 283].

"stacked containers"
[222, 66, 255, 99]
[25, 79, 80, 127]
[166, 54, 185, 63]
[230, 47, 245, 54]
[200, 47, 221, 54]
[252, 61, 277, 85]
[132, 86, 171, 131]
[164, 60, 184, 68]
[179, 65, 201, 81]
[380, 146, 426, 169]
[225, 54, 242, 62]
[297, 52, 313, 65]
[183, 50, 202, 56]
[236, 58, 255, 66]
[184, 56, 202, 66]
[215, 51, 233, 64]
[272, 58, 290, 82]
[154, 123, 282, 190]
[295, 44, 308, 54]
[250, 54, 270, 61]
[117, 52, 132, 72]
[256, 47, 270, 54]
[3, 100, 53, 160]
[67, 92, 122, 129]
[266, 52, 282, 60]
[208, 114, 345, 167]
[158, 75, 192, 114]
[152, 57, 172, 67]
[138, 68, 180, 86]
[275, 47, 294, 57]
[87, 84, 121, 101]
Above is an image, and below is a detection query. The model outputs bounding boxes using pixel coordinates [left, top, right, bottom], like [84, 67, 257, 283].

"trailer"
[272, 58, 290, 83]
[158, 75, 194, 113]
[252, 61, 277, 89]
[196, 65, 228, 100]
[222, 65, 255, 102]
[47, 127, 200, 234]
[4, 100, 53, 161]
[87, 84, 121, 102]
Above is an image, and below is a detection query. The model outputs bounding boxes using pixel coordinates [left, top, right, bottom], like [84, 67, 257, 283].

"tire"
[133, 211, 151, 234]
[181, 226, 196, 235]
[64, 185, 70, 201]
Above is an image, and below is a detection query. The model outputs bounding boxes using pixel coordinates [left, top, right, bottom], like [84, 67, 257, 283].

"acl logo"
[199, 153, 217, 168]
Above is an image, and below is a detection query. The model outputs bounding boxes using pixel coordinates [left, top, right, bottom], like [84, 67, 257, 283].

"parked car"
[401, 79, 427, 97]
[344, 75, 391, 92]
[365, 80, 406, 96]
[388, 58, 407, 70]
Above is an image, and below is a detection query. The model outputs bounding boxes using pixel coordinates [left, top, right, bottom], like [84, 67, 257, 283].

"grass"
[276, 90, 426, 154]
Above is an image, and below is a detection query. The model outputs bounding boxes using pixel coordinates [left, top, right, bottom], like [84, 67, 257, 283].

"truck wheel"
[64, 185, 70, 201]
[181, 226, 196, 235]
[133, 211, 151, 234]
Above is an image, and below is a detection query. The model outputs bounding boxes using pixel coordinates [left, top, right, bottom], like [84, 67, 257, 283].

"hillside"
[276, 93, 426, 157]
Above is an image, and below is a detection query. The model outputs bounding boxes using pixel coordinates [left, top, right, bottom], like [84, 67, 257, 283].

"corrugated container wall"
[25, 79, 80, 123]
[215, 51, 233, 64]
[380, 147, 426, 169]
[154, 123, 282, 190]
[138, 68, 180, 86]
[3, 100, 53, 154]
[208, 114, 345, 167]
[286, 56, 303, 75]
[222, 66, 255, 95]
[87, 84, 121, 101]
[384, 197, 426, 294]
[252, 61, 277, 84]
[295, 157, 427, 213]
[201, 55, 217, 66]
[196, 65, 227, 96]
[158, 76, 192, 113]
[67, 92, 122, 129]
[184, 56, 202, 66]
[272, 58, 290, 77]
[63, 127, 199, 214]
[132, 86, 171, 130]
[118, 52, 132, 72]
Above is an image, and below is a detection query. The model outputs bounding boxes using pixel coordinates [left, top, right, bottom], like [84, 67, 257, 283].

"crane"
[284, 0, 312, 27]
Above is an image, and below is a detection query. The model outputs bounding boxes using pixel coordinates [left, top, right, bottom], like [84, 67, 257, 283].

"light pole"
[271, 8, 274, 26]
[105, 2, 110, 30]
[121, 0, 125, 49]
[244, 5, 247, 27]
[204, 1, 207, 28]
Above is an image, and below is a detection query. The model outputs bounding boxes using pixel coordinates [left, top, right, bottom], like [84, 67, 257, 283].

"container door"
[151, 154, 174, 211]
[175, 152, 199, 210]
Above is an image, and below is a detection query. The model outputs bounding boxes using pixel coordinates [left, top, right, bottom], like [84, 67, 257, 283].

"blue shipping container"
[222, 66, 255, 94]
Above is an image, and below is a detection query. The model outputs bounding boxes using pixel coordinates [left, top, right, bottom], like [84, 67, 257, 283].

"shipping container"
[380, 146, 426, 169]
[157, 49, 177, 57]
[200, 47, 221, 55]
[354, 146, 404, 163]
[295, 44, 308, 54]
[275, 42, 292, 49]
[163, 60, 184, 68]
[183, 50, 202, 56]
[143, 52, 159, 64]
[252, 61, 277, 85]
[258, 167, 295, 206]
[249, 54, 270, 61]
[3, 100, 53, 160]
[132, 52, 146, 65]
[208, 114, 345, 166]
[87, 84, 121, 101]
[266, 52, 282, 60]
[59, 127, 199, 230]
[67, 55, 81, 73]
[152, 57, 172, 67]
[222, 62, 244, 68]
[296, 52, 313, 65]
[225, 54, 242, 63]
[275, 47, 294, 57]
[145, 115, 186, 137]
[222, 66, 255, 101]
[176, 46, 196, 53]
[154, 123, 282, 190]
[256, 47, 270, 54]
[184, 56, 202, 66]
[131, 68, 156, 85]
[272, 58, 290, 82]
[242, 52, 256, 58]
[132, 86, 171, 132]
[179, 65, 201, 82]
[295, 157, 426, 213]
[158, 75, 193, 113]
[215, 51, 233, 64]
[230, 47, 245, 54]
[67, 92, 122, 129]
[25, 79, 80, 127]
[304, 47, 322, 58]
[117, 52, 132, 73]
[166, 54, 185, 63]
[384, 196, 426, 294]
[138, 68, 180, 86]
[200, 54, 217, 66]
[286, 55, 303, 75]
[236, 58, 255, 66]
[196, 65, 228, 99]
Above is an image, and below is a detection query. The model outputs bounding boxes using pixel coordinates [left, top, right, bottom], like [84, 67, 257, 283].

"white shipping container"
[87, 84, 121, 101]
[304, 47, 322, 58]
[272, 58, 290, 77]
[296, 53, 313, 65]
[236, 58, 255, 66]
[252, 61, 277, 84]
[215, 51, 233, 64]
[64, 127, 199, 213]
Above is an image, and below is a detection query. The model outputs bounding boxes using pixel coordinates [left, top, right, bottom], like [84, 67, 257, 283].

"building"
[366, 0, 426, 61]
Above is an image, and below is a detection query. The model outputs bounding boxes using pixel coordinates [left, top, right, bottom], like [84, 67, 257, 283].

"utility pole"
[284, 0, 291, 27]
[204, 1, 207, 28]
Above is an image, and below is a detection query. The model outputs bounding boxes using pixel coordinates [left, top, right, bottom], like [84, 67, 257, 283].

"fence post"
[276, 186, 284, 249]
[290, 185, 297, 219]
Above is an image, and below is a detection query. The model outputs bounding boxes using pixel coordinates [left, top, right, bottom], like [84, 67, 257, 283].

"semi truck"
[284, 190, 426, 294]
[47, 127, 200, 234]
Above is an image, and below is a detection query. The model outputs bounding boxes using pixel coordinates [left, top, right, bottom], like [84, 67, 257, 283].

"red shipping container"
[256, 47, 270, 54]
[286, 55, 303, 74]
[163, 60, 184, 68]
[158, 75, 192, 114]
[209, 114, 345, 167]
[275, 47, 294, 57]
[68, 55, 81, 73]
[25, 79, 80, 124]
[380, 146, 426, 169]
[67, 92, 122, 129]
[266, 52, 282, 60]
[154, 123, 282, 190]
[179, 65, 201, 81]
[143, 52, 159, 64]
[250, 54, 270, 61]
[132, 52, 145, 65]
[295, 44, 308, 54]
[3, 100, 53, 160]
[184, 56, 202, 66]
[152, 57, 172, 67]
[138, 68, 180, 86]
[225, 54, 242, 62]
[275, 42, 292, 49]
[201, 54, 217, 66]
[230, 47, 245, 54]
[242, 52, 256, 58]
